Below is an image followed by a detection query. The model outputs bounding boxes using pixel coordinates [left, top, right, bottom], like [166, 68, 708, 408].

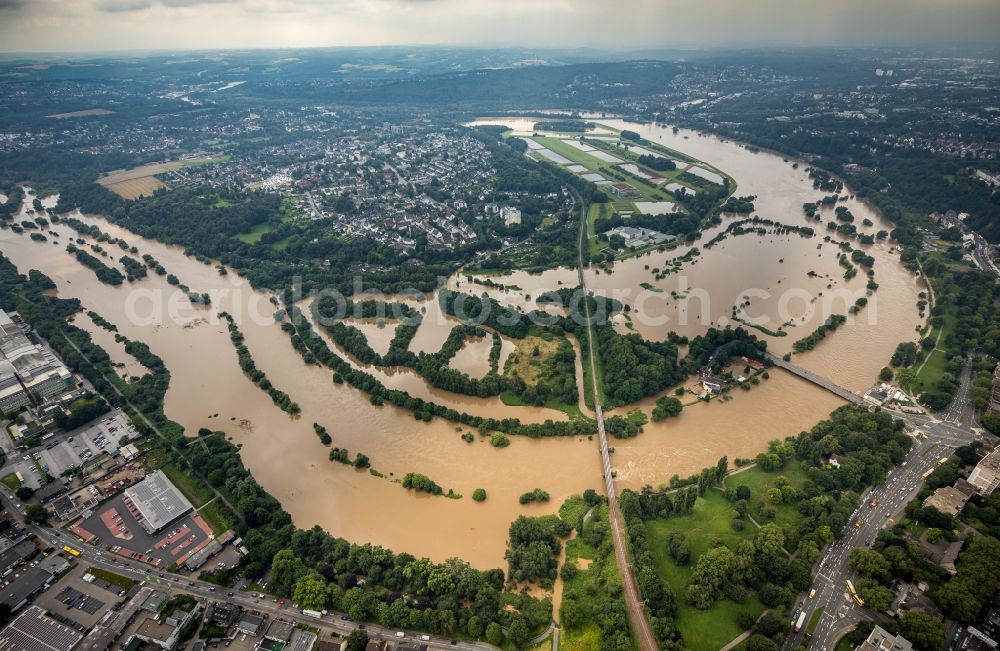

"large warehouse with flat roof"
[123, 470, 194, 534]
[0, 605, 83, 651]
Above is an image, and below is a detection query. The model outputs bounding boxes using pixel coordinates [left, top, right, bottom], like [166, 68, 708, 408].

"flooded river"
[2, 197, 597, 569]
[0, 118, 923, 570]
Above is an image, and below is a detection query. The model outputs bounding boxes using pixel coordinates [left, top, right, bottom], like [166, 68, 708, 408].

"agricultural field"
[99, 176, 167, 200]
[97, 158, 216, 199]
[46, 108, 114, 119]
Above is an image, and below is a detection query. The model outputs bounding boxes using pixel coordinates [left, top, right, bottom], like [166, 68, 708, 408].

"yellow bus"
[922, 469, 934, 480]
[852, 594, 865, 607]
[845, 580, 857, 595]
[62, 545, 80, 557]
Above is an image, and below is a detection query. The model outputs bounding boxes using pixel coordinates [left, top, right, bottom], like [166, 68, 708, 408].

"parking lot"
[35, 411, 133, 477]
[74, 495, 215, 569]
[34, 564, 123, 630]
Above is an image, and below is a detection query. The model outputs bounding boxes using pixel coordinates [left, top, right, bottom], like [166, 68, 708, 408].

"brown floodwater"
[343, 318, 397, 357]
[71, 311, 149, 380]
[0, 120, 923, 573]
[589, 119, 924, 391]
[465, 118, 924, 393]
[1, 199, 596, 569]
[296, 297, 568, 424]
[449, 333, 507, 379]
[612, 372, 844, 487]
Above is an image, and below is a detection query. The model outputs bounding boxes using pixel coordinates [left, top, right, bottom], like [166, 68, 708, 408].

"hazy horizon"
[0, 0, 998, 55]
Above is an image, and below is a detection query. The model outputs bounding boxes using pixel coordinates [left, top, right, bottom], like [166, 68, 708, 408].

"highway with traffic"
[786, 360, 982, 650]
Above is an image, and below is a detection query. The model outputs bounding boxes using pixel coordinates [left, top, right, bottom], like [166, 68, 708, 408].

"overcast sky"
[0, 0, 998, 54]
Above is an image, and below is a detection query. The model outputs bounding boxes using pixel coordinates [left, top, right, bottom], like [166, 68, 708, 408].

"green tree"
[466, 615, 483, 638]
[849, 548, 891, 582]
[856, 579, 893, 612]
[24, 504, 50, 525]
[346, 630, 369, 651]
[292, 572, 329, 611]
[508, 614, 530, 646]
[651, 396, 683, 421]
[270, 549, 306, 596]
[486, 622, 503, 646]
[472, 488, 487, 502]
[899, 610, 945, 651]
[561, 598, 584, 629]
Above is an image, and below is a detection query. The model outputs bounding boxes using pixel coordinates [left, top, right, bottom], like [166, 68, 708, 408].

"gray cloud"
[96, 0, 237, 11]
[96, 0, 153, 11]
[160, 0, 239, 6]
[4, 0, 1000, 53]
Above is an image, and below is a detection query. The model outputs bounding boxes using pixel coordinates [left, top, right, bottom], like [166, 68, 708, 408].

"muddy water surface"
[0, 122, 923, 571]
[1, 206, 597, 569]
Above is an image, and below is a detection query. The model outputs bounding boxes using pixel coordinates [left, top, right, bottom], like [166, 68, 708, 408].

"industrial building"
[604, 225, 677, 249]
[0, 604, 83, 651]
[122, 470, 194, 534]
[0, 310, 76, 412]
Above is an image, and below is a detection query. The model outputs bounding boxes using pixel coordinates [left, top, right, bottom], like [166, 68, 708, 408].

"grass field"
[645, 490, 765, 651]
[576, 329, 606, 411]
[559, 504, 617, 651]
[88, 566, 135, 591]
[506, 335, 562, 385]
[100, 176, 167, 200]
[587, 203, 612, 259]
[529, 136, 667, 202]
[907, 309, 956, 394]
[725, 461, 809, 533]
[0, 473, 20, 490]
[198, 499, 235, 535]
[500, 391, 588, 422]
[806, 607, 824, 635]
[234, 223, 274, 244]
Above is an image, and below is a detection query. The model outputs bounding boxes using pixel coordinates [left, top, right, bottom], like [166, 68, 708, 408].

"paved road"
[785, 362, 981, 650]
[765, 353, 864, 405]
[573, 193, 658, 651]
[0, 483, 498, 651]
[969, 232, 1000, 278]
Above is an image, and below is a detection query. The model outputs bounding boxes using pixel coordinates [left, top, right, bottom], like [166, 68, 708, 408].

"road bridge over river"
[765, 352, 865, 405]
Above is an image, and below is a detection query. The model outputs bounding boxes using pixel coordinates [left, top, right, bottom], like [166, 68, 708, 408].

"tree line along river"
[0, 119, 923, 570]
